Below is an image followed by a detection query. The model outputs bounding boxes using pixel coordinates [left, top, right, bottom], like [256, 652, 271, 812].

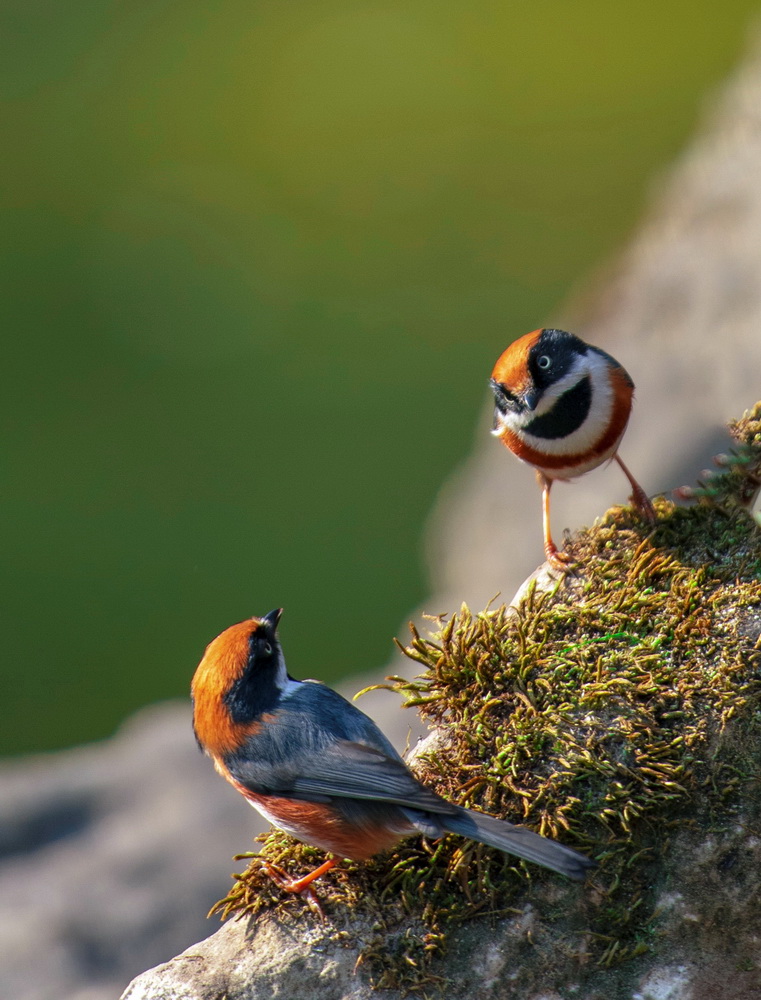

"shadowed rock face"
[5, 27, 761, 1000]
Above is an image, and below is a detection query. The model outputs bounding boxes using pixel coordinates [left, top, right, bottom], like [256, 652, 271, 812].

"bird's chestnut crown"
[191, 608, 290, 737]
[191, 609, 293, 755]
[491, 328, 590, 416]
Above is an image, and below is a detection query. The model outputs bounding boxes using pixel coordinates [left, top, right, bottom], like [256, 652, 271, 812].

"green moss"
[210, 403, 761, 994]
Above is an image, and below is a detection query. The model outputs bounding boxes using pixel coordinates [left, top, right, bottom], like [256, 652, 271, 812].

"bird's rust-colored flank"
[232, 787, 406, 861]
[606, 363, 635, 442]
[192, 618, 263, 756]
[491, 328, 542, 391]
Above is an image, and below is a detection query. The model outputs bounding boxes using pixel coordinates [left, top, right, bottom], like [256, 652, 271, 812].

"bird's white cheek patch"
[531, 360, 588, 415]
[492, 355, 596, 435]
[491, 410, 517, 436]
[520, 355, 618, 456]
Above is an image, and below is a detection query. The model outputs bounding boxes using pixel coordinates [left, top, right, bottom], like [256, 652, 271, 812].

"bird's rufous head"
[191, 609, 286, 756]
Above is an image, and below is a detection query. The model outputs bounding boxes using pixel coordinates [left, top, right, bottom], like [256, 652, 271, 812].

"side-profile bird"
[191, 609, 594, 909]
[490, 328, 656, 569]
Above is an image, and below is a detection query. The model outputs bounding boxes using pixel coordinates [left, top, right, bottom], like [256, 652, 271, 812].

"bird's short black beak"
[262, 608, 283, 631]
[490, 378, 539, 414]
[522, 387, 540, 411]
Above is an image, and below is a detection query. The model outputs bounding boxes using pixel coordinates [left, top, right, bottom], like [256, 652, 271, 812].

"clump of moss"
[211, 404, 761, 994]
[675, 400, 761, 515]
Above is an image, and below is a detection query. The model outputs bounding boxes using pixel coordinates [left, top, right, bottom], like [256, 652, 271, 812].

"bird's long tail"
[441, 806, 595, 880]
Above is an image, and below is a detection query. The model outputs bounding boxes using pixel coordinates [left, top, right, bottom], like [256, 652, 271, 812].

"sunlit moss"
[210, 403, 761, 993]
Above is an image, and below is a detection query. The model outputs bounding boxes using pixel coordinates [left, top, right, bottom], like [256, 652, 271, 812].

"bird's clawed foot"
[629, 485, 657, 523]
[263, 857, 338, 919]
[615, 454, 656, 523]
[544, 539, 577, 574]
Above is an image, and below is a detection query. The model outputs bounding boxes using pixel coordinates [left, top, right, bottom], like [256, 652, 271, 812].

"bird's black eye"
[263, 642, 273, 655]
[537, 355, 551, 370]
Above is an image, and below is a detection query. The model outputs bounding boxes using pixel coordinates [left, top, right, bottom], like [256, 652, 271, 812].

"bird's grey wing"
[289, 739, 457, 816]
[223, 681, 451, 815]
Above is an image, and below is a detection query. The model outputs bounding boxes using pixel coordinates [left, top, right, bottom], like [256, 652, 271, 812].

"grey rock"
[120, 817, 761, 999]
[119, 919, 377, 1000]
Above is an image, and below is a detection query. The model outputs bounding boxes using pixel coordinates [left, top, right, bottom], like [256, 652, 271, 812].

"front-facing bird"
[490, 328, 655, 569]
[192, 609, 594, 910]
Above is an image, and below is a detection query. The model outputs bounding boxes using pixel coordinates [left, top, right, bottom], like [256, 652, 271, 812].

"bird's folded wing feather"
[289, 740, 457, 815]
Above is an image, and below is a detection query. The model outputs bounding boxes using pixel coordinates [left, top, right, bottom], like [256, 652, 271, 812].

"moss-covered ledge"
[123, 404, 761, 1000]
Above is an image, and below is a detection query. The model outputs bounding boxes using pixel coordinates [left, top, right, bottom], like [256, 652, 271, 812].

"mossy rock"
[211, 404, 761, 996]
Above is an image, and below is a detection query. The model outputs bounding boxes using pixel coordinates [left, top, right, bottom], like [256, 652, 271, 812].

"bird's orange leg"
[538, 472, 574, 571]
[614, 454, 656, 522]
[264, 856, 339, 918]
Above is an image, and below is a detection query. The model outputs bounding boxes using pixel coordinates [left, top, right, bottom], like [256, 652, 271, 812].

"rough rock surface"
[120, 812, 761, 1000]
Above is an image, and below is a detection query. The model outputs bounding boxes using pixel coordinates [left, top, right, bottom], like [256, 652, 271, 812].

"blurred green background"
[1, 0, 758, 756]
